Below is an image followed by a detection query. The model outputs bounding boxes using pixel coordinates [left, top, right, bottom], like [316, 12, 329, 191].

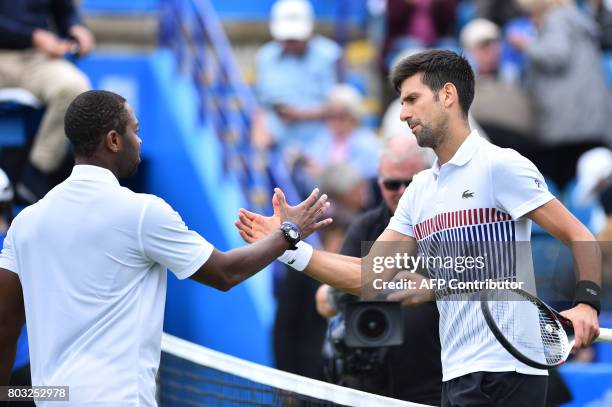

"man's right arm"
[303, 229, 420, 296]
[235, 195, 427, 298]
[0, 268, 24, 385]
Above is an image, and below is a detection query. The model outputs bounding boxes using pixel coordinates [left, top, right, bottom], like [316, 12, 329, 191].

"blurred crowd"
[250, 0, 612, 402]
[2, 0, 612, 404]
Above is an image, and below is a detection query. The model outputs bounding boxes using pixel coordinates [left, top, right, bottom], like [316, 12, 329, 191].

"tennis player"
[236, 50, 602, 406]
[0, 90, 331, 405]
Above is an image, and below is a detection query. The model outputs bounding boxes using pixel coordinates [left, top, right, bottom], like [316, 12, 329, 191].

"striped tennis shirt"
[387, 131, 554, 381]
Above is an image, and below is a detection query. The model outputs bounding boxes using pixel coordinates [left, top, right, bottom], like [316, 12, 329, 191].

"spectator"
[319, 163, 371, 218]
[253, 0, 342, 152]
[382, 0, 459, 72]
[300, 84, 381, 180]
[0, 0, 93, 203]
[474, 0, 524, 27]
[511, 0, 610, 189]
[589, 0, 612, 51]
[460, 18, 537, 160]
[315, 135, 441, 405]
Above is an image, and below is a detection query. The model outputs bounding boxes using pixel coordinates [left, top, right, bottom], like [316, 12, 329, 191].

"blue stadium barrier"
[81, 0, 160, 13]
[207, 0, 367, 24]
[82, 0, 366, 26]
[560, 363, 612, 407]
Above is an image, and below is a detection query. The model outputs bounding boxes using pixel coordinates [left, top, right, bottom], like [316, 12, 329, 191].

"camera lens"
[357, 308, 389, 341]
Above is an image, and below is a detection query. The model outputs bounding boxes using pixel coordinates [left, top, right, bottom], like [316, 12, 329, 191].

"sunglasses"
[381, 179, 412, 191]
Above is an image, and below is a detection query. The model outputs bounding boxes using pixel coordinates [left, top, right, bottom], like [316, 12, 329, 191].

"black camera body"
[325, 299, 404, 381]
[343, 301, 404, 347]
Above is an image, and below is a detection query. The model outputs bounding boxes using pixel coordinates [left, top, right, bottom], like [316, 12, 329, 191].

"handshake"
[233, 187, 323, 245]
[233, 187, 434, 306]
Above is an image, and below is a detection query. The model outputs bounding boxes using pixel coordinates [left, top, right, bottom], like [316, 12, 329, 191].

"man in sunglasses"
[314, 134, 442, 404]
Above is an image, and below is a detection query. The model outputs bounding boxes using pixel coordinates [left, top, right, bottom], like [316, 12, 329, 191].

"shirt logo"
[534, 179, 543, 188]
[462, 190, 475, 199]
[288, 259, 296, 265]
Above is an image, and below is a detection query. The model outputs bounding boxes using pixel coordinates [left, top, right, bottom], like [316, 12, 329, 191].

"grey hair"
[379, 134, 435, 167]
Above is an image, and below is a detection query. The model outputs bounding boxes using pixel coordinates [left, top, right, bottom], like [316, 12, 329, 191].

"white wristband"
[278, 241, 313, 271]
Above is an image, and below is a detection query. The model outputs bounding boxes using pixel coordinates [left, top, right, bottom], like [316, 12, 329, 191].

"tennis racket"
[480, 288, 612, 369]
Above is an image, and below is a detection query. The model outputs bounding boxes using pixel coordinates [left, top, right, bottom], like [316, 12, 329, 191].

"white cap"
[460, 18, 500, 49]
[327, 84, 364, 121]
[270, 0, 314, 41]
[575, 147, 612, 205]
[0, 168, 14, 202]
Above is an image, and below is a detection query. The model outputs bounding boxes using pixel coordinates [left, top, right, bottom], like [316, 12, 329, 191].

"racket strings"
[487, 290, 571, 366]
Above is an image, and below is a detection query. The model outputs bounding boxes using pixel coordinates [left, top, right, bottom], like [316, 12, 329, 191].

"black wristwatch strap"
[280, 221, 301, 250]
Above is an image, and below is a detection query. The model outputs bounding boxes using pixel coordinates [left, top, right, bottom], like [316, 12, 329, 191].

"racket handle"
[596, 328, 612, 343]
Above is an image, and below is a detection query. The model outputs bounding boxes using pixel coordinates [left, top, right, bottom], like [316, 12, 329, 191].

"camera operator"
[315, 135, 441, 405]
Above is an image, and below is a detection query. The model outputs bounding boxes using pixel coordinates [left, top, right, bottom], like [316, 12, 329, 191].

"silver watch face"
[288, 229, 299, 239]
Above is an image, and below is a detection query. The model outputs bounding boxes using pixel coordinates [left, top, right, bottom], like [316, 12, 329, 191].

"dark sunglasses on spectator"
[381, 179, 412, 191]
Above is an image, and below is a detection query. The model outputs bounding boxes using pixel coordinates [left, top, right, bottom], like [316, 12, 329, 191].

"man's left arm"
[0, 268, 25, 385]
[527, 199, 601, 349]
[492, 150, 601, 349]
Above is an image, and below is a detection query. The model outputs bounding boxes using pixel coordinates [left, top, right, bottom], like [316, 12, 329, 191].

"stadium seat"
[0, 88, 42, 148]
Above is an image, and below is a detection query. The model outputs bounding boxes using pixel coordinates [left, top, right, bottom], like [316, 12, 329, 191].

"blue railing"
[158, 0, 311, 215]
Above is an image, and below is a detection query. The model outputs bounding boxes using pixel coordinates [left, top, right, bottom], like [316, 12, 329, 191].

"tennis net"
[159, 333, 433, 407]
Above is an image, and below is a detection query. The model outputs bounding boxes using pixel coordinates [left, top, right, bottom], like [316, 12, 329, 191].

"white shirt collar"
[69, 165, 120, 186]
[432, 130, 481, 177]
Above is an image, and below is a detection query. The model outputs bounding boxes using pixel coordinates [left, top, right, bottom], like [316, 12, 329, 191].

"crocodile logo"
[462, 190, 474, 199]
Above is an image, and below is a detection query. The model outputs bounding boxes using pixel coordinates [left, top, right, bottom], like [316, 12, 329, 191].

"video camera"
[324, 291, 404, 383]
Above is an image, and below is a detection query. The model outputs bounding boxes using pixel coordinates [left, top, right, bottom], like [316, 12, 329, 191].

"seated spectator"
[460, 18, 537, 160]
[298, 84, 381, 180]
[253, 0, 342, 152]
[511, 0, 609, 190]
[0, 0, 93, 203]
[382, 0, 459, 73]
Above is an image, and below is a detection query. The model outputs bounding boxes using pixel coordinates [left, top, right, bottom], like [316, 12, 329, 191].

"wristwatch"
[280, 221, 301, 250]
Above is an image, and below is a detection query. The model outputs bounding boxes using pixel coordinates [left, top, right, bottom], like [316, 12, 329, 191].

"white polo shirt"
[388, 131, 555, 381]
[0, 165, 213, 406]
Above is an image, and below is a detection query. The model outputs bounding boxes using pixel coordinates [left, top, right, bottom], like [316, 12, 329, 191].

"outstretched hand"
[235, 188, 332, 243]
[236, 194, 281, 243]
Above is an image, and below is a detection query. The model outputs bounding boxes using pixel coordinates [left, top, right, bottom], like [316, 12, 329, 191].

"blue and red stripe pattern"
[414, 208, 517, 298]
[413, 208, 512, 241]
[413, 208, 521, 361]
